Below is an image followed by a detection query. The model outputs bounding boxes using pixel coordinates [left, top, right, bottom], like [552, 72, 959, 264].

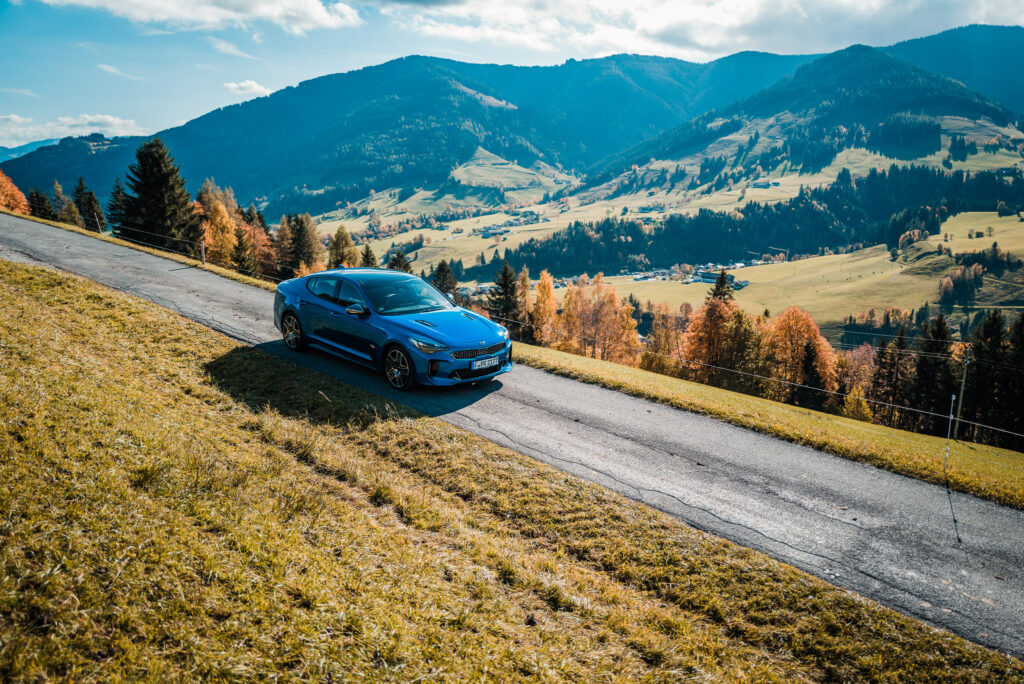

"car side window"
[308, 277, 339, 303]
[337, 280, 367, 308]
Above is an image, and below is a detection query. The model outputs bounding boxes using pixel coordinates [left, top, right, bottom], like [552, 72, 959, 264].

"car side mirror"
[346, 303, 368, 316]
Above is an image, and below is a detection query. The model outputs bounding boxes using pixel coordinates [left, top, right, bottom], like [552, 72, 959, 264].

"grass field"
[3, 259, 1022, 680]
[603, 212, 1024, 329]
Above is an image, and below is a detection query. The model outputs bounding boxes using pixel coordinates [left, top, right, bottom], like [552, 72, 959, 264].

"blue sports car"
[273, 268, 512, 389]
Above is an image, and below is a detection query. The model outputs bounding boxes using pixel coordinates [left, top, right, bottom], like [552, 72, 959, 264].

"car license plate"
[471, 356, 500, 371]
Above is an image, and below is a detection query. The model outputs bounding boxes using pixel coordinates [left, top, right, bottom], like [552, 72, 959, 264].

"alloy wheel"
[385, 348, 412, 389]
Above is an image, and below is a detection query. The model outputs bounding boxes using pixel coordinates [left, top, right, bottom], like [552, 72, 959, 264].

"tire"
[383, 345, 416, 390]
[281, 312, 307, 351]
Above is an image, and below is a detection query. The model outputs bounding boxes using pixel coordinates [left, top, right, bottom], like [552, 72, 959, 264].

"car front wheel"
[384, 346, 415, 390]
[281, 312, 306, 351]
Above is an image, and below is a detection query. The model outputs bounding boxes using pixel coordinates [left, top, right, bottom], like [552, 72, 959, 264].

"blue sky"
[2, 0, 1022, 147]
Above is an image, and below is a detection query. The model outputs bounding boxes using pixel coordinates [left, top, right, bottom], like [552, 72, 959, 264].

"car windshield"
[361, 278, 454, 316]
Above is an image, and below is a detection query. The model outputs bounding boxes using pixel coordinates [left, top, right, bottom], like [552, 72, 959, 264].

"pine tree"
[327, 224, 358, 268]
[290, 213, 325, 272]
[360, 243, 378, 267]
[707, 269, 734, 301]
[908, 315, 956, 434]
[52, 181, 84, 227]
[274, 215, 296, 278]
[1005, 313, 1024, 449]
[106, 178, 128, 234]
[487, 261, 518, 327]
[431, 259, 458, 296]
[72, 177, 105, 232]
[122, 138, 202, 255]
[27, 188, 56, 219]
[385, 250, 411, 272]
[964, 310, 1006, 443]
[232, 226, 257, 275]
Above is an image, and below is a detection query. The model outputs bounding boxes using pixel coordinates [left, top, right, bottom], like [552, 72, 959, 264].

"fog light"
[428, 360, 439, 377]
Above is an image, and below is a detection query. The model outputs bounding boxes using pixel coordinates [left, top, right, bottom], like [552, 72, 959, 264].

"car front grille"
[451, 342, 506, 359]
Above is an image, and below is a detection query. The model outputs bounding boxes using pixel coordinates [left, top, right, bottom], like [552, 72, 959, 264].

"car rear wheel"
[281, 312, 306, 351]
[384, 346, 415, 390]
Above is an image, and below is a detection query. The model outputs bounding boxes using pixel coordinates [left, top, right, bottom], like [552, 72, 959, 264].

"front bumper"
[412, 341, 513, 386]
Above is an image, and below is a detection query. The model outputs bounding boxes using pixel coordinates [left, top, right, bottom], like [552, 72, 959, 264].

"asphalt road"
[2, 213, 1023, 658]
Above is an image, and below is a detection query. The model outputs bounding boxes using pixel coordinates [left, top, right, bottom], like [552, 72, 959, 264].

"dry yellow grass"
[2, 259, 1022, 680]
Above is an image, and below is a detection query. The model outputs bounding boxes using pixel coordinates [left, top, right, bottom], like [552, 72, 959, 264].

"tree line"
[10, 138, 420, 282]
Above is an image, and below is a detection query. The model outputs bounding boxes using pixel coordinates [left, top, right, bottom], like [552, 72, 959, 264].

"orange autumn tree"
[761, 305, 838, 406]
[202, 199, 237, 265]
[680, 298, 736, 383]
[640, 303, 686, 376]
[554, 274, 640, 365]
[0, 170, 29, 215]
[531, 270, 558, 347]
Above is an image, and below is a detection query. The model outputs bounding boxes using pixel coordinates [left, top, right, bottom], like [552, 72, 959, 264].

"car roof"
[316, 268, 419, 286]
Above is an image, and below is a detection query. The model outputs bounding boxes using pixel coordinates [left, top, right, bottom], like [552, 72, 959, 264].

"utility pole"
[943, 392, 962, 544]
[954, 345, 971, 441]
[200, 240, 206, 265]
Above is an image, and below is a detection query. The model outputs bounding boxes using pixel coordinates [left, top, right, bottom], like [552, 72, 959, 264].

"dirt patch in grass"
[1, 260, 1021, 680]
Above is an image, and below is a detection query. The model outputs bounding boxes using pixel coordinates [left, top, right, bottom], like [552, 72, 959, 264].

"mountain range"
[2, 24, 1022, 221]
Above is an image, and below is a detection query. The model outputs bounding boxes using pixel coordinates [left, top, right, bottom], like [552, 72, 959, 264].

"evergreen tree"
[1005, 313, 1024, 449]
[52, 181, 84, 227]
[907, 315, 956, 434]
[707, 269, 734, 301]
[963, 310, 1006, 443]
[290, 213, 325, 272]
[106, 178, 128, 234]
[274, 215, 296, 278]
[72, 177, 105, 232]
[27, 188, 56, 220]
[327, 224, 358, 268]
[794, 341, 826, 409]
[359, 243, 378, 267]
[387, 250, 412, 273]
[232, 226, 257, 275]
[487, 261, 518, 327]
[431, 259, 458, 296]
[122, 138, 202, 255]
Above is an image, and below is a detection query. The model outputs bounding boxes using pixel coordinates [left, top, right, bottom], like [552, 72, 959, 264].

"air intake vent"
[462, 312, 476, 321]
[415, 319, 437, 327]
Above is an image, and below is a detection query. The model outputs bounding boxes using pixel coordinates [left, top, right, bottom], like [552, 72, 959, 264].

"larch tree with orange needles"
[202, 199, 237, 266]
[760, 306, 838, 404]
[531, 270, 558, 348]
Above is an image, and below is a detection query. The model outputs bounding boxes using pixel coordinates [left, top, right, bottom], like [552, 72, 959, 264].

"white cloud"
[224, 79, 272, 96]
[0, 88, 39, 97]
[39, 0, 361, 35]
[207, 37, 258, 59]
[385, 0, 1024, 61]
[98, 64, 148, 81]
[0, 113, 147, 147]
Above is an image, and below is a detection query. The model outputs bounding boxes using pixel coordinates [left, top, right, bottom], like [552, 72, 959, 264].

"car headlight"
[409, 336, 450, 354]
[498, 326, 509, 338]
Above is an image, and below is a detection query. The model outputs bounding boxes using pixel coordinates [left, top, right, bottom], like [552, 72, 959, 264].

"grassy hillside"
[602, 212, 1024, 330]
[3, 260, 1022, 679]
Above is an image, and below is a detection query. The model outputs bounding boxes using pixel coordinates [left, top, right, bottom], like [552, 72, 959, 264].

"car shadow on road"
[204, 340, 506, 426]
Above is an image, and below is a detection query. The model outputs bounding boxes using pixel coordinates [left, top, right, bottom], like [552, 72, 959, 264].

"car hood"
[389, 308, 506, 348]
